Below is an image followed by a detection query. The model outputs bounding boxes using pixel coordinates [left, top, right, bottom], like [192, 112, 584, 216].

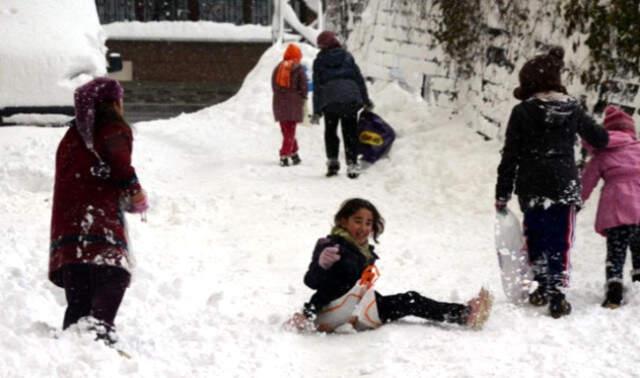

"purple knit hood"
[74, 77, 124, 149]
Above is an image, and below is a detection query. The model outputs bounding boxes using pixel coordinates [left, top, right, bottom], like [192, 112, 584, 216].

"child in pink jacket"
[581, 105, 640, 308]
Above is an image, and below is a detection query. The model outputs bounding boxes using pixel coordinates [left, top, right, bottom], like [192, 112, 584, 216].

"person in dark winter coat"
[272, 43, 308, 167]
[495, 47, 609, 318]
[581, 105, 640, 308]
[311, 31, 373, 179]
[286, 198, 493, 332]
[49, 77, 148, 344]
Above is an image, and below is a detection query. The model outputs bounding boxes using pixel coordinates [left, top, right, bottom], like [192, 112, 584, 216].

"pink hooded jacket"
[581, 129, 640, 235]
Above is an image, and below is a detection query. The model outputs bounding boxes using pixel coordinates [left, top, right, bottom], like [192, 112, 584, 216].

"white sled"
[494, 209, 534, 304]
[315, 265, 382, 332]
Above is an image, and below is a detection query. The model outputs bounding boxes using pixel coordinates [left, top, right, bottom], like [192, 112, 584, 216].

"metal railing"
[96, 0, 274, 25]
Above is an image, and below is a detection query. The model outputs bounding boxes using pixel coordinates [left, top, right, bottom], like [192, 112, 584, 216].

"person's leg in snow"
[628, 225, 640, 282]
[523, 210, 550, 306]
[605, 226, 630, 283]
[324, 112, 341, 174]
[375, 288, 492, 329]
[339, 112, 360, 178]
[62, 264, 92, 329]
[91, 265, 130, 331]
[524, 204, 575, 317]
[603, 226, 630, 308]
[279, 121, 297, 166]
[62, 264, 130, 342]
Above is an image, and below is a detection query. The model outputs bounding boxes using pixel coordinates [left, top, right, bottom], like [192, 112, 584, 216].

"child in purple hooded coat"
[581, 105, 640, 308]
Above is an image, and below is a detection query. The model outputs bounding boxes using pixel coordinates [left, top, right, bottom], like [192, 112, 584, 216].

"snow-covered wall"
[335, 0, 640, 139]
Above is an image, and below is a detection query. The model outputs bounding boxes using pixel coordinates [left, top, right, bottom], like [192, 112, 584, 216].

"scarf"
[275, 60, 296, 88]
[331, 226, 373, 261]
[275, 44, 302, 88]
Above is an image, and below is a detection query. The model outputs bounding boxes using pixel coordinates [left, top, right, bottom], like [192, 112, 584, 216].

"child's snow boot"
[548, 292, 571, 318]
[326, 160, 340, 177]
[529, 285, 548, 307]
[347, 163, 360, 179]
[283, 312, 316, 333]
[602, 281, 623, 309]
[465, 287, 493, 330]
[280, 156, 290, 167]
[291, 153, 301, 165]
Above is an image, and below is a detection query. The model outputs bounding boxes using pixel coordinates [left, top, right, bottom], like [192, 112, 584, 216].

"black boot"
[529, 285, 548, 307]
[279, 157, 289, 167]
[291, 154, 301, 165]
[549, 292, 572, 319]
[326, 160, 339, 177]
[602, 281, 623, 309]
[632, 273, 640, 283]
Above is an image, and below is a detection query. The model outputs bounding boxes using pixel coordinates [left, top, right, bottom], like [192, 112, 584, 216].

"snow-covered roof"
[103, 21, 273, 42]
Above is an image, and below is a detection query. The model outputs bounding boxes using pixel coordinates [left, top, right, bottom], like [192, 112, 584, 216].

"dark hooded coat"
[496, 96, 609, 210]
[303, 235, 378, 314]
[312, 47, 370, 116]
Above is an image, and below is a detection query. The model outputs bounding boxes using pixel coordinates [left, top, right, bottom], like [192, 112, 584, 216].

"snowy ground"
[1, 44, 639, 377]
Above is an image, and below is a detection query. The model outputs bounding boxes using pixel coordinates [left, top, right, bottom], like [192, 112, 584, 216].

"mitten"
[495, 198, 508, 215]
[318, 245, 341, 270]
[364, 100, 375, 111]
[127, 190, 149, 213]
[310, 113, 321, 125]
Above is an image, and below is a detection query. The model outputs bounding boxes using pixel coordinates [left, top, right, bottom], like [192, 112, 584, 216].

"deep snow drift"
[1, 44, 639, 377]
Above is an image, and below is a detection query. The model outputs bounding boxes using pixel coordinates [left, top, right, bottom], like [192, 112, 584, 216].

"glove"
[364, 100, 375, 112]
[318, 245, 340, 270]
[310, 113, 321, 125]
[126, 190, 149, 214]
[495, 199, 508, 215]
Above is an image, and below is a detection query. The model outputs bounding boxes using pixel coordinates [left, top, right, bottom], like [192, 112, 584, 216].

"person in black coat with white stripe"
[495, 47, 609, 318]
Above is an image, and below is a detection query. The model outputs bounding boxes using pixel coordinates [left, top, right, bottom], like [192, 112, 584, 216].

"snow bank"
[1, 43, 639, 377]
[0, 1, 106, 108]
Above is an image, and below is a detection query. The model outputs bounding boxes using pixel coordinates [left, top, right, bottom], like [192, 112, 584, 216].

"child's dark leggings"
[375, 291, 468, 325]
[605, 225, 640, 282]
[62, 264, 130, 330]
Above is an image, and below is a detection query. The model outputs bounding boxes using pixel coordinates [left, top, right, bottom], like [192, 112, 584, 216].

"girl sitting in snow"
[581, 105, 640, 308]
[287, 198, 492, 332]
[49, 77, 148, 344]
[495, 46, 608, 318]
[272, 43, 308, 167]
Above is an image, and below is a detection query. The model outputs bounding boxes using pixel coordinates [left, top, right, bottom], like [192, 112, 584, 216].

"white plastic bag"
[495, 209, 534, 304]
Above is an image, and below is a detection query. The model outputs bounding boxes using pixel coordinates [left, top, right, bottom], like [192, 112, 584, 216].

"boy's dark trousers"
[523, 204, 576, 295]
[324, 111, 359, 165]
[605, 225, 640, 282]
[375, 291, 467, 324]
[62, 264, 131, 330]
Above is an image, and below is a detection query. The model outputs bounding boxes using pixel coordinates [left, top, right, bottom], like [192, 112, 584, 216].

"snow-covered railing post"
[273, 0, 322, 47]
[316, 0, 324, 32]
[278, 0, 285, 45]
[272, 0, 285, 45]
